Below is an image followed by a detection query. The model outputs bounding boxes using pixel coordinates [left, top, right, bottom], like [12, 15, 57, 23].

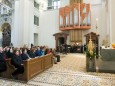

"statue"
[1, 23, 11, 47]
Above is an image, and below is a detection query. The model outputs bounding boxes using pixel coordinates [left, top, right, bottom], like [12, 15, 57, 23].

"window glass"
[34, 15, 39, 26]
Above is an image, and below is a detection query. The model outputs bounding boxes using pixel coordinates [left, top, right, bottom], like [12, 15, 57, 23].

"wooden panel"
[29, 58, 43, 79]
[70, 0, 75, 5]
[70, 0, 83, 5]
[70, 30, 82, 42]
[0, 59, 14, 78]
[43, 54, 53, 69]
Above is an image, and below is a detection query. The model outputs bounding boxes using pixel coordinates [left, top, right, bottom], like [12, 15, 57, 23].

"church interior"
[0, 0, 115, 86]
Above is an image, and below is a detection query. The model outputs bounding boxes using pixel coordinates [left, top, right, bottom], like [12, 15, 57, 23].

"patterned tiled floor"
[0, 54, 115, 86]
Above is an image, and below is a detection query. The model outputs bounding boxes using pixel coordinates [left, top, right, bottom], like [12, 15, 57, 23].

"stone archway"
[1, 23, 11, 47]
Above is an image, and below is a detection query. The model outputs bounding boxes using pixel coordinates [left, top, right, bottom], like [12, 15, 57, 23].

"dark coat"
[11, 54, 23, 68]
[27, 50, 36, 58]
[0, 52, 7, 72]
[21, 53, 29, 60]
[6, 50, 13, 58]
[35, 49, 42, 56]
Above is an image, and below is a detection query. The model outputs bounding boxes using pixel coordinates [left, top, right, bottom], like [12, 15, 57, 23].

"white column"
[107, 0, 112, 45]
[12, 0, 24, 47]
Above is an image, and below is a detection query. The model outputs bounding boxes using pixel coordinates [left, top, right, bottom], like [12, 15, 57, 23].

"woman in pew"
[47, 48, 52, 54]
[21, 48, 30, 60]
[11, 48, 24, 78]
[0, 47, 7, 73]
[35, 47, 42, 56]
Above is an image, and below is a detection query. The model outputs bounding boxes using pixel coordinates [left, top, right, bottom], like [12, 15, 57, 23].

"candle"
[96, 18, 98, 25]
[96, 18, 98, 34]
[96, 18, 98, 21]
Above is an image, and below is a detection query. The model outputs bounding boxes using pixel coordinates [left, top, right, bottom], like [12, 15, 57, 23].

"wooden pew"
[0, 58, 15, 78]
[23, 54, 53, 81]
[0, 54, 53, 81]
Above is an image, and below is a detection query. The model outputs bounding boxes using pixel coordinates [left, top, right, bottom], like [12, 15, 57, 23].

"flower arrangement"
[86, 34, 96, 59]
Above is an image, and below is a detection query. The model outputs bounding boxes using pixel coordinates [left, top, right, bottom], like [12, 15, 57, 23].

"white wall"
[110, 0, 115, 43]
[84, 0, 102, 4]
[83, 4, 107, 46]
[60, 0, 69, 7]
[39, 10, 60, 48]
[11, 0, 110, 48]
[12, 0, 39, 47]
[12, 0, 24, 47]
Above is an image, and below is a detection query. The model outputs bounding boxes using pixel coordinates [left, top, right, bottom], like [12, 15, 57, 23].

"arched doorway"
[1, 23, 11, 47]
[58, 37, 65, 46]
[53, 32, 69, 48]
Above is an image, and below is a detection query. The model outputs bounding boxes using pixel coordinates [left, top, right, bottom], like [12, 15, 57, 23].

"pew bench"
[0, 54, 53, 81]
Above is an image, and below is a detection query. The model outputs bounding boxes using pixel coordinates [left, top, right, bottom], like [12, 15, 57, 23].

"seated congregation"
[0, 46, 60, 81]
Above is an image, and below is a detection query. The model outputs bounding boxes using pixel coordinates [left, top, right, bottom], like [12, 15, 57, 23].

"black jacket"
[27, 50, 36, 58]
[21, 53, 29, 60]
[0, 52, 7, 72]
[11, 54, 23, 68]
[6, 50, 13, 58]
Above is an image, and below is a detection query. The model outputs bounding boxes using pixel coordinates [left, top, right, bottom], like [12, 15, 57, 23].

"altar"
[100, 48, 115, 61]
[97, 48, 115, 73]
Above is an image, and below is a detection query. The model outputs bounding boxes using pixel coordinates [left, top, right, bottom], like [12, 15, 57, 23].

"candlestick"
[96, 18, 98, 35]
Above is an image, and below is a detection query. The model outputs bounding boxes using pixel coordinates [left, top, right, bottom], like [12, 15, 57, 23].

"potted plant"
[86, 34, 96, 72]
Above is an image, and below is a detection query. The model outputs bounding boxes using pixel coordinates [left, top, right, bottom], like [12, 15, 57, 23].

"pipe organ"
[59, 3, 91, 30]
[59, 2, 91, 44]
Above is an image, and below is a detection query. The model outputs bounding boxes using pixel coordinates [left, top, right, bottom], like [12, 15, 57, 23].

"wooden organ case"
[59, 3, 91, 30]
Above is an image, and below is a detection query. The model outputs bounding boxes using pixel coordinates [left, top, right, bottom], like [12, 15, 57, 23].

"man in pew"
[0, 47, 7, 73]
[27, 48, 36, 58]
[11, 48, 24, 78]
[21, 48, 30, 60]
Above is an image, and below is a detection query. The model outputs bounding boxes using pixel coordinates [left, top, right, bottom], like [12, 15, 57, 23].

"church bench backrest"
[0, 54, 53, 81]
[21, 53, 53, 81]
